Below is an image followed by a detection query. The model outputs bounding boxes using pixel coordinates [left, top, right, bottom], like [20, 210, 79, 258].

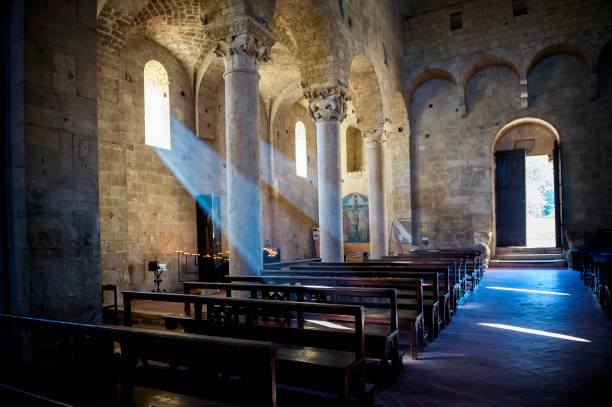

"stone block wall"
[98, 34, 197, 295]
[403, 0, 612, 248]
[10, 0, 101, 322]
[266, 101, 318, 260]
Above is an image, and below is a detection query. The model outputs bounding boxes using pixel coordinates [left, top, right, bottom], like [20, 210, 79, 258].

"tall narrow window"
[144, 60, 171, 150]
[295, 121, 307, 178]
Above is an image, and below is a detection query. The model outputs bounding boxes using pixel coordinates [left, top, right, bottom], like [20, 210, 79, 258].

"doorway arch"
[492, 118, 562, 249]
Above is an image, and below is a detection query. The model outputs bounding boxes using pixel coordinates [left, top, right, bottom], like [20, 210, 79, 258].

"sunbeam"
[478, 323, 590, 342]
[486, 286, 570, 295]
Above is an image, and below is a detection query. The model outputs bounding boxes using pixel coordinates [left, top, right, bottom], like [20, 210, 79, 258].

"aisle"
[377, 268, 612, 406]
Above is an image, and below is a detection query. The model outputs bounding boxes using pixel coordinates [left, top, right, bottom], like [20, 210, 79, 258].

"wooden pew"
[180, 281, 412, 364]
[379, 256, 463, 310]
[410, 249, 483, 289]
[301, 261, 454, 327]
[0, 313, 277, 407]
[590, 252, 612, 315]
[261, 267, 442, 340]
[122, 291, 371, 403]
[226, 274, 430, 346]
[263, 257, 321, 270]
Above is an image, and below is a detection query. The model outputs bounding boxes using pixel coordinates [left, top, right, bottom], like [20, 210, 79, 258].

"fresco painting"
[342, 193, 369, 243]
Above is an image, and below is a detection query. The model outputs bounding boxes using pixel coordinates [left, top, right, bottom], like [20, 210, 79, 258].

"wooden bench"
[181, 281, 410, 364]
[262, 266, 442, 340]
[410, 249, 483, 289]
[302, 261, 454, 327]
[227, 274, 428, 348]
[263, 257, 321, 271]
[379, 256, 463, 312]
[0, 313, 277, 407]
[122, 291, 371, 403]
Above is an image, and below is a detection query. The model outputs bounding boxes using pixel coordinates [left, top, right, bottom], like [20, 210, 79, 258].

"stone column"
[210, 18, 274, 276]
[305, 86, 349, 262]
[364, 127, 387, 259]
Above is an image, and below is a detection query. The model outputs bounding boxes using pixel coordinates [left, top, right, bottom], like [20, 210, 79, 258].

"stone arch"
[493, 118, 561, 152]
[463, 55, 520, 89]
[526, 43, 591, 78]
[348, 54, 384, 126]
[273, 0, 336, 87]
[464, 56, 521, 116]
[407, 69, 457, 104]
[491, 118, 561, 249]
[195, 55, 226, 155]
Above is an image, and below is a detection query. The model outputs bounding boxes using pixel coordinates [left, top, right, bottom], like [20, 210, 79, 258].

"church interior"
[1, 0, 612, 405]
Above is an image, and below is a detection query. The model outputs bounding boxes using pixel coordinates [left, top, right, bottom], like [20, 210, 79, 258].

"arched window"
[144, 60, 171, 150]
[295, 121, 307, 178]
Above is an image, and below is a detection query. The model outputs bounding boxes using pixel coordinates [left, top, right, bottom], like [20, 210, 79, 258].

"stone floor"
[376, 268, 612, 407]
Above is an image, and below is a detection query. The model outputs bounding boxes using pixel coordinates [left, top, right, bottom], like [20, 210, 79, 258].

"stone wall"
[12, 0, 101, 322]
[266, 101, 318, 261]
[404, 0, 612, 248]
[98, 34, 197, 294]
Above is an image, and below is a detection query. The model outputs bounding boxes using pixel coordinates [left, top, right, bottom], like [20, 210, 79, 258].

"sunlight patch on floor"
[478, 323, 590, 342]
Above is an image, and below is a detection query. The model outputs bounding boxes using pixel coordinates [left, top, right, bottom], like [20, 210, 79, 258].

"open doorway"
[493, 118, 561, 248]
[526, 155, 555, 247]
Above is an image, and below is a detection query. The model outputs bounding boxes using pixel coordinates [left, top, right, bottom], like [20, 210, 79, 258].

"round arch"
[526, 43, 591, 78]
[348, 54, 384, 126]
[407, 68, 457, 104]
[491, 118, 562, 250]
[463, 55, 520, 89]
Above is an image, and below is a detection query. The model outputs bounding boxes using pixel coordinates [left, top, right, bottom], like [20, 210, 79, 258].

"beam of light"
[155, 117, 263, 272]
[305, 319, 352, 330]
[478, 323, 590, 342]
[486, 286, 570, 296]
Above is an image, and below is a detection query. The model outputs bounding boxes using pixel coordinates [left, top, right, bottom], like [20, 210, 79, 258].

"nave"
[378, 268, 612, 406]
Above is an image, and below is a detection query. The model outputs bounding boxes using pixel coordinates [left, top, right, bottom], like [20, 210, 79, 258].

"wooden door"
[495, 149, 526, 247]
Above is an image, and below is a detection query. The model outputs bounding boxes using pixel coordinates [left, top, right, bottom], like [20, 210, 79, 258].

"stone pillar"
[210, 18, 274, 276]
[305, 86, 349, 262]
[364, 127, 387, 259]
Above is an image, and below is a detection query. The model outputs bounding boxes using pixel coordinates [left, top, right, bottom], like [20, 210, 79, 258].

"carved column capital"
[363, 127, 387, 149]
[206, 16, 275, 75]
[304, 86, 350, 123]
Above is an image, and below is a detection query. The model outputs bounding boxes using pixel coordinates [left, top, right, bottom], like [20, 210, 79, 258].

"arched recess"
[464, 56, 521, 116]
[526, 45, 591, 107]
[195, 56, 226, 158]
[407, 69, 457, 104]
[407, 69, 458, 247]
[526, 43, 591, 77]
[491, 118, 562, 249]
[348, 54, 384, 126]
[464, 55, 520, 89]
[597, 40, 612, 99]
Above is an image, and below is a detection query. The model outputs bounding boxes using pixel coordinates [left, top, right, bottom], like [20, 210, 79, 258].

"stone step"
[495, 247, 563, 255]
[494, 253, 565, 261]
[489, 259, 567, 268]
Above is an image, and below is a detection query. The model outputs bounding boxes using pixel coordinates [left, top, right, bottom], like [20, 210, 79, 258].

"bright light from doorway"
[486, 286, 570, 296]
[478, 323, 590, 342]
[526, 155, 555, 247]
